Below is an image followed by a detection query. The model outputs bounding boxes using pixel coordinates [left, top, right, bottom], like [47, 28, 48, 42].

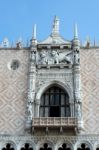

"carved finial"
[73, 23, 80, 50]
[52, 16, 60, 36]
[94, 37, 96, 47]
[74, 23, 78, 39]
[16, 37, 22, 49]
[2, 38, 9, 48]
[85, 36, 90, 48]
[33, 24, 36, 39]
[30, 24, 37, 49]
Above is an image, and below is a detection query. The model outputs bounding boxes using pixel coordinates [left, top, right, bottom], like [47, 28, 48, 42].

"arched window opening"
[77, 143, 90, 150]
[58, 143, 71, 150]
[40, 143, 52, 150]
[2, 143, 14, 150]
[21, 143, 33, 150]
[40, 86, 70, 117]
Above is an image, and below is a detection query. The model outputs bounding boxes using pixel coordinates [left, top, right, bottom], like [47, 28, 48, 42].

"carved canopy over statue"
[37, 50, 73, 65]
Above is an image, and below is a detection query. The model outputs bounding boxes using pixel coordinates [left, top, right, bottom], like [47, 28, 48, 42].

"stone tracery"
[21, 143, 33, 150]
[40, 143, 52, 150]
[2, 143, 14, 150]
[58, 143, 71, 150]
[77, 143, 90, 150]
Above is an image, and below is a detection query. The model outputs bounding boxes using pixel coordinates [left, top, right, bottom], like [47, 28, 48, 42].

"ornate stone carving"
[20, 143, 33, 150]
[37, 50, 73, 65]
[0, 135, 97, 150]
[50, 50, 72, 64]
[27, 102, 33, 120]
[77, 143, 90, 150]
[76, 103, 82, 119]
[31, 51, 36, 63]
[39, 51, 48, 65]
[74, 50, 80, 65]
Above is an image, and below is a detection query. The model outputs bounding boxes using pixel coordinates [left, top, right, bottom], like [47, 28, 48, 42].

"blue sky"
[0, 0, 99, 45]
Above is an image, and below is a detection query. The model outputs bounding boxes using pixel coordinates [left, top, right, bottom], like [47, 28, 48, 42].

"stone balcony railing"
[32, 117, 77, 128]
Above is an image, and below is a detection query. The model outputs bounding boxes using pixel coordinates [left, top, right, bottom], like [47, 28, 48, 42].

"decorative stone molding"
[55, 142, 73, 150]
[18, 141, 35, 150]
[0, 135, 99, 150]
[1, 141, 17, 150]
[37, 141, 54, 150]
[35, 80, 73, 104]
[74, 140, 93, 150]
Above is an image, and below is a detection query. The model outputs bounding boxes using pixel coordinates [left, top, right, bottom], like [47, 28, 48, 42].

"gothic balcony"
[32, 117, 77, 129]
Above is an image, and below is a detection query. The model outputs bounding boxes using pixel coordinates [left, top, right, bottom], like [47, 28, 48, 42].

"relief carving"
[31, 51, 36, 63]
[51, 50, 72, 64]
[76, 102, 82, 119]
[38, 50, 73, 65]
[74, 50, 80, 64]
[27, 102, 33, 120]
[39, 51, 48, 65]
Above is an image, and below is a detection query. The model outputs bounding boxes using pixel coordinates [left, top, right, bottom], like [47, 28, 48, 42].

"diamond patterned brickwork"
[0, 49, 29, 135]
[0, 48, 99, 135]
[80, 49, 99, 134]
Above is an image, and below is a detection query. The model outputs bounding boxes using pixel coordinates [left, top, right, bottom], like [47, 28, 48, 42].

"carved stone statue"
[76, 103, 82, 119]
[51, 50, 72, 64]
[75, 90, 81, 103]
[74, 50, 79, 64]
[16, 42, 22, 49]
[51, 50, 59, 64]
[39, 51, 48, 64]
[31, 51, 36, 63]
[27, 102, 33, 120]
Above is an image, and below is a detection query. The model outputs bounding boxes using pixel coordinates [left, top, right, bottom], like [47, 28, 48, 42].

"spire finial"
[94, 37, 96, 47]
[30, 24, 37, 48]
[52, 16, 60, 36]
[74, 23, 78, 39]
[33, 24, 36, 39]
[85, 36, 90, 48]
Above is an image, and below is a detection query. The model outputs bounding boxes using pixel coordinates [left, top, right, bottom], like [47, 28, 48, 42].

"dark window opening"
[50, 106, 60, 117]
[21, 143, 33, 150]
[40, 86, 70, 117]
[40, 143, 52, 150]
[58, 143, 71, 150]
[77, 143, 90, 150]
[2, 143, 14, 150]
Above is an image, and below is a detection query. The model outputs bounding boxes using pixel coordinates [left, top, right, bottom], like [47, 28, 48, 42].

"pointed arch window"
[40, 86, 70, 117]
